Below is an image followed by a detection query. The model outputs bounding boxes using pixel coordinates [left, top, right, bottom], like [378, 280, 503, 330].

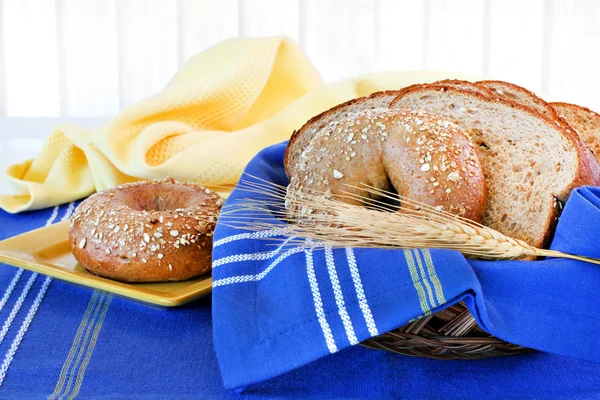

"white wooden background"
[0, 0, 600, 194]
[1, 0, 600, 119]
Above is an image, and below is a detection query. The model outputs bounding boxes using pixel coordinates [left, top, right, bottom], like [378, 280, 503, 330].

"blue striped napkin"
[212, 141, 600, 390]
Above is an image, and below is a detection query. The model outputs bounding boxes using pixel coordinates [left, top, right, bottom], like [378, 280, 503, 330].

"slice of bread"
[390, 85, 595, 247]
[551, 102, 600, 162]
[479, 80, 600, 185]
[284, 91, 399, 172]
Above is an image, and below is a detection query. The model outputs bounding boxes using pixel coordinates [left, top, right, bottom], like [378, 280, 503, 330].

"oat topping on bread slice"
[285, 107, 487, 223]
[286, 81, 495, 173]
[285, 91, 400, 173]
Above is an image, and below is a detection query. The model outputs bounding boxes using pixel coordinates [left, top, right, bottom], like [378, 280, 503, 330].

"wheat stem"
[532, 249, 600, 265]
[224, 179, 600, 266]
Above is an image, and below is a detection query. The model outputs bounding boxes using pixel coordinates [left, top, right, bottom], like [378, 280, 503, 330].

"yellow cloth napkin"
[0, 35, 480, 213]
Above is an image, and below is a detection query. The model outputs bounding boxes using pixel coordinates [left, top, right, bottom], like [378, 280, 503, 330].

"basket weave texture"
[361, 302, 530, 360]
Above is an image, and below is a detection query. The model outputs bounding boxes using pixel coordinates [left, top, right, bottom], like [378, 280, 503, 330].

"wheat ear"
[218, 177, 600, 266]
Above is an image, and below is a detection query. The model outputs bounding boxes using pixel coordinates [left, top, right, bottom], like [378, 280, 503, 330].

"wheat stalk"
[219, 176, 600, 266]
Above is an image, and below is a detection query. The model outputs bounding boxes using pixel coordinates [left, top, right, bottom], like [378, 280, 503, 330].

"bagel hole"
[137, 194, 181, 212]
[120, 184, 202, 212]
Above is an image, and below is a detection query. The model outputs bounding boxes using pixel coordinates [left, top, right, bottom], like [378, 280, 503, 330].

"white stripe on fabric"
[422, 249, 446, 305]
[48, 291, 101, 399]
[61, 293, 113, 400]
[50, 292, 108, 400]
[0, 202, 71, 386]
[213, 229, 285, 248]
[0, 275, 51, 387]
[412, 249, 436, 309]
[305, 248, 338, 353]
[0, 205, 60, 345]
[345, 248, 379, 337]
[60, 202, 75, 222]
[0, 273, 37, 346]
[212, 237, 293, 268]
[0, 204, 62, 336]
[212, 245, 305, 287]
[324, 246, 358, 346]
[403, 249, 431, 316]
[48, 291, 106, 400]
[0, 270, 23, 313]
[47, 205, 59, 225]
[67, 294, 113, 400]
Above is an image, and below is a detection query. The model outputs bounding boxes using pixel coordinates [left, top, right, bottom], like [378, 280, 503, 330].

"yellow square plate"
[0, 220, 212, 307]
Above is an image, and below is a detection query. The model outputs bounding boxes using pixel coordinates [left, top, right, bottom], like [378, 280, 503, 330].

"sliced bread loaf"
[552, 102, 600, 161]
[390, 85, 594, 247]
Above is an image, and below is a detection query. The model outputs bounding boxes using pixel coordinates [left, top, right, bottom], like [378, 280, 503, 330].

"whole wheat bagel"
[69, 179, 223, 283]
[285, 107, 487, 222]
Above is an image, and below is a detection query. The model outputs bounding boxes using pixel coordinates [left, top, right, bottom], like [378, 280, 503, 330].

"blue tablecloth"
[0, 202, 598, 399]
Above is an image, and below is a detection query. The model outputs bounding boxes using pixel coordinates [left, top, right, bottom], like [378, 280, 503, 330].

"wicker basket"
[361, 302, 530, 360]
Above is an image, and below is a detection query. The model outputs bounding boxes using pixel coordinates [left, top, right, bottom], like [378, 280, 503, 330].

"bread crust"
[69, 179, 222, 283]
[477, 80, 561, 119]
[395, 79, 496, 99]
[550, 102, 600, 120]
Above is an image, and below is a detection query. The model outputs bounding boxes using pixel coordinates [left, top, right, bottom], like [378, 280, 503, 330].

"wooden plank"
[57, 0, 120, 117]
[545, 0, 600, 110]
[486, 0, 544, 92]
[303, 0, 376, 82]
[2, 0, 60, 116]
[238, 0, 300, 43]
[177, 0, 238, 66]
[423, 0, 485, 76]
[375, 0, 425, 71]
[116, 0, 178, 109]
